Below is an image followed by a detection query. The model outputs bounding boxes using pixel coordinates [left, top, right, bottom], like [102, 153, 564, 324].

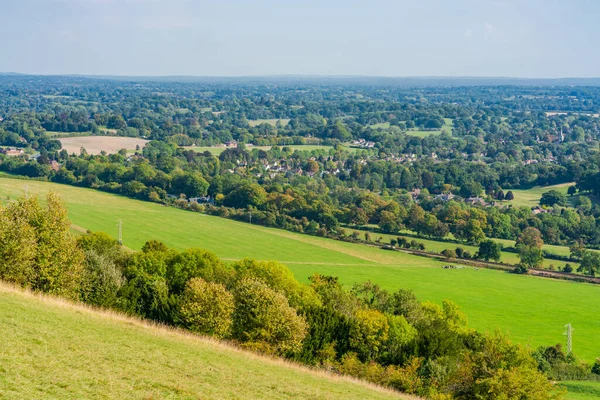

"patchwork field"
[0, 176, 599, 361]
[59, 136, 148, 155]
[0, 283, 406, 400]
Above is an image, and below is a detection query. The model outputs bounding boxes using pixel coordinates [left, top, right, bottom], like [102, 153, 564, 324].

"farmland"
[0, 283, 407, 400]
[1, 176, 599, 362]
[58, 136, 148, 155]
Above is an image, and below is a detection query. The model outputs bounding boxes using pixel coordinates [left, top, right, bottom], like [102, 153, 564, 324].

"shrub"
[232, 278, 307, 354]
[178, 278, 234, 338]
[441, 249, 456, 259]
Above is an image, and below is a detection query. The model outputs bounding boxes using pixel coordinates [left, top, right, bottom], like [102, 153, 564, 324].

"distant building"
[435, 193, 455, 202]
[1, 148, 24, 156]
[465, 197, 486, 206]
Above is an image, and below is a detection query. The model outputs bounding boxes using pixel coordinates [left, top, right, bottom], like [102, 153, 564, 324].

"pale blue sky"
[1, 0, 599, 77]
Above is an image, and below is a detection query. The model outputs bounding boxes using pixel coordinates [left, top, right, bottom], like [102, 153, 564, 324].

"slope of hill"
[0, 283, 410, 400]
[0, 176, 599, 362]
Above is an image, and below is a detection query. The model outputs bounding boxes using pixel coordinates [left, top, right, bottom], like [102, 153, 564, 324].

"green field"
[504, 182, 574, 208]
[0, 283, 406, 400]
[0, 177, 599, 361]
[560, 381, 600, 400]
[248, 118, 291, 127]
[370, 118, 453, 137]
[405, 118, 454, 138]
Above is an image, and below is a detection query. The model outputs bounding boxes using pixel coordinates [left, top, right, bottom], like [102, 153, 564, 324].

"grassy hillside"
[1, 176, 599, 361]
[0, 283, 408, 400]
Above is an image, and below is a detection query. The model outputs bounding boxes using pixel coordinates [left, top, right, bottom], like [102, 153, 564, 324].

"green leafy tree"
[232, 259, 320, 310]
[80, 250, 124, 308]
[349, 308, 389, 361]
[478, 239, 502, 262]
[178, 278, 234, 338]
[516, 227, 544, 271]
[540, 190, 568, 207]
[224, 183, 267, 209]
[232, 278, 307, 354]
[578, 251, 600, 276]
[0, 194, 84, 299]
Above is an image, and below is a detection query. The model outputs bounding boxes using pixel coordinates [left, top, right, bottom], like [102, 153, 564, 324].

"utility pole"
[117, 219, 123, 245]
[564, 323, 573, 354]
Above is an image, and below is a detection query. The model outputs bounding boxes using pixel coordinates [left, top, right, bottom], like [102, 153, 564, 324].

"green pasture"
[560, 381, 600, 400]
[0, 177, 599, 361]
[503, 182, 574, 208]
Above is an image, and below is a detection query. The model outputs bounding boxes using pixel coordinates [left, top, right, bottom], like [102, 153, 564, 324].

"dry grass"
[0, 282, 416, 400]
[58, 136, 148, 155]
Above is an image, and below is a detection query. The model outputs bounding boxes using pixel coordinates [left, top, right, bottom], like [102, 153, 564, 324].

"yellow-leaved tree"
[0, 193, 84, 299]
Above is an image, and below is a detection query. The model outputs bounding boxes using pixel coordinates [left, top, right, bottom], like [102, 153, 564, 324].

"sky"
[1, 0, 599, 78]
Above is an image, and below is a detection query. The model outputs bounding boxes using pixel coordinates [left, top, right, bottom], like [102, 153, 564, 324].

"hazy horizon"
[1, 0, 599, 78]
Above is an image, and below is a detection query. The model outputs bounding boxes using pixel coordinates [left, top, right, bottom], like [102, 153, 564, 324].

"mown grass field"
[560, 381, 600, 400]
[503, 182, 574, 208]
[0, 283, 407, 400]
[0, 177, 599, 361]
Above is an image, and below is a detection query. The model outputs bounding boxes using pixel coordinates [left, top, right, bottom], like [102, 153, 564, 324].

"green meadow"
[503, 182, 574, 208]
[0, 284, 406, 400]
[560, 381, 600, 400]
[0, 177, 599, 361]
[370, 118, 453, 137]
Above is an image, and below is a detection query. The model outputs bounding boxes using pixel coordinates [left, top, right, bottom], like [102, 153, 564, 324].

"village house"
[1, 148, 24, 156]
[465, 197, 486, 206]
[435, 193, 456, 202]
[532, 206, 550, 215]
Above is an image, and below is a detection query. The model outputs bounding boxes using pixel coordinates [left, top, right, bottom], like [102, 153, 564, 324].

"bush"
[178, 278, 234, 338]
[232, 278, 307, 354]
[441, 249, 456, 259]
